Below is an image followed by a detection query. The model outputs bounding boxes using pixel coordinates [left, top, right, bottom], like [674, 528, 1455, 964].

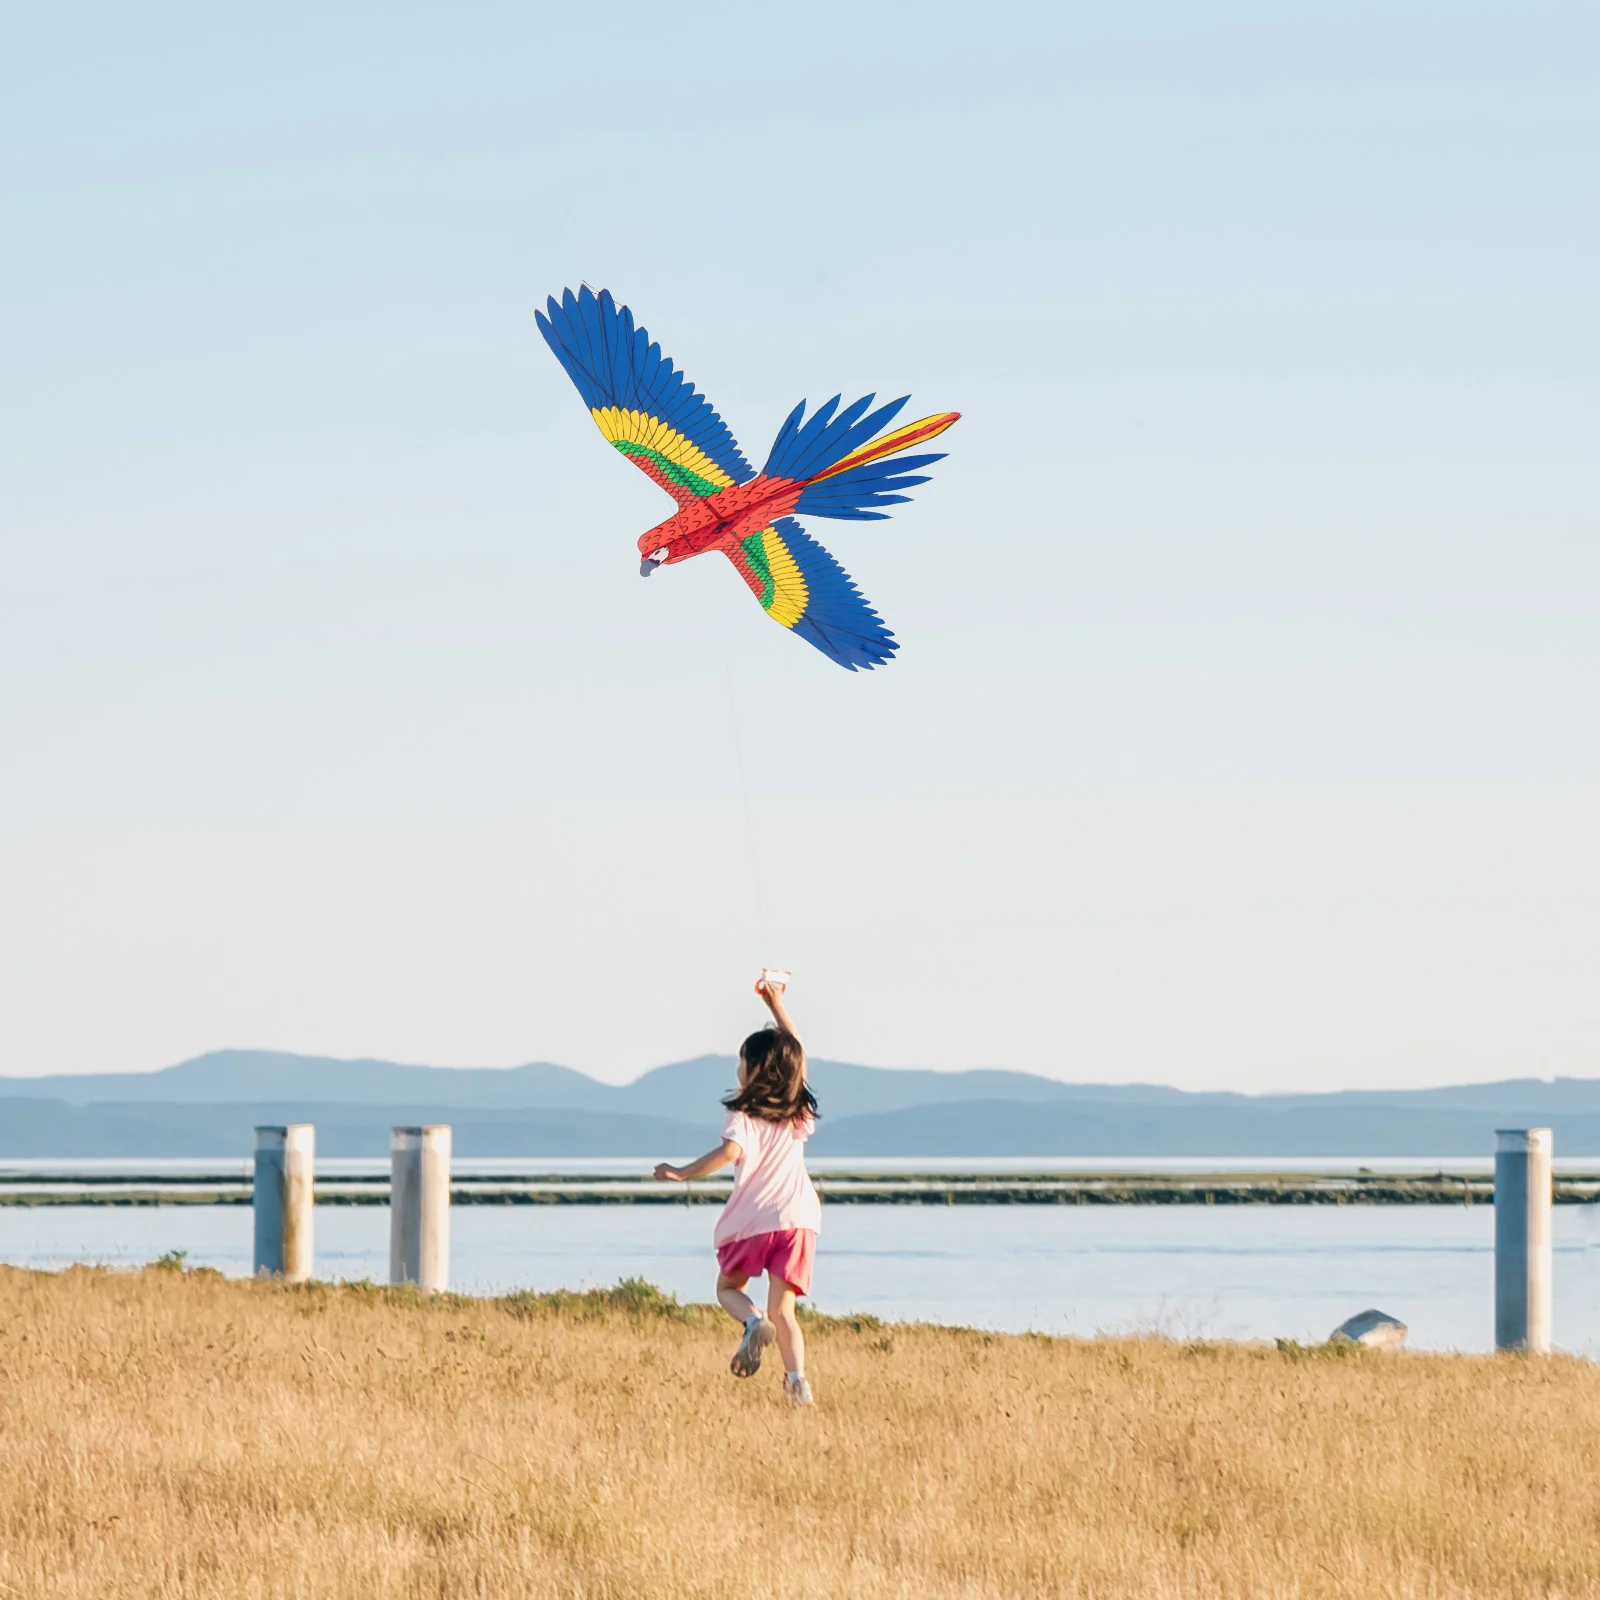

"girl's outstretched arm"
[654, 1139, 740, 1183]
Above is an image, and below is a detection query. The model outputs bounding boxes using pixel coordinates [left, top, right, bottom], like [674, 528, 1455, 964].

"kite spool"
[758, 968, 790, 996]
[390, 1125, 451, 1293]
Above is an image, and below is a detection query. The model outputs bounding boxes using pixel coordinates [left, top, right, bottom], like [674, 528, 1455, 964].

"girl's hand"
[653, 1162, 681, 1182]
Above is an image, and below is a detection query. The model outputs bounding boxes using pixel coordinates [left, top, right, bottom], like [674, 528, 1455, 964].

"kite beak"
[639, 546, 668, 577]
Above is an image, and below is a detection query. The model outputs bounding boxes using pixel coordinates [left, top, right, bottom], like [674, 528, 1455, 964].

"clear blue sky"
[2, 3, 1595, 1088]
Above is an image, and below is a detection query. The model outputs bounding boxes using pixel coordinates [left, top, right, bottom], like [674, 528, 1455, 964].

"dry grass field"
[2, 1263, 1599, 1599]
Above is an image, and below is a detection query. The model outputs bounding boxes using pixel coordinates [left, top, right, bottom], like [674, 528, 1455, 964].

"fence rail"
[6, 1167, 1599, 1206]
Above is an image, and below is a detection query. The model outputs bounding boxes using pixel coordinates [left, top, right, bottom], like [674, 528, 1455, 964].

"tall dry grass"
[1, 1262, 1598, 1598]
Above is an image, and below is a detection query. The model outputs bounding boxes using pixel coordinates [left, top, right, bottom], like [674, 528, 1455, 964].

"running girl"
[654, 975, 820, 1405]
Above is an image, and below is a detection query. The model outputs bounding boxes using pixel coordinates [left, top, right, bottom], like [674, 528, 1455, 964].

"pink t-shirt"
[714, 1109, 822, 1246]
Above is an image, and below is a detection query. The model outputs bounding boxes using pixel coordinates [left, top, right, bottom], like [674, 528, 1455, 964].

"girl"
[654, 975, 820, 1406]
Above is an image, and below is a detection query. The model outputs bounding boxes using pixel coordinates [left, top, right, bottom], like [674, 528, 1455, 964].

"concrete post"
[1495, 1127, 1553, 1353]
[390, 1125, 451, 1292]
[253, 1124, 314, 1281]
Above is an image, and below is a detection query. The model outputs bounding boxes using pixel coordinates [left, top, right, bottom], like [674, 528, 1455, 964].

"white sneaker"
[730, 1315, 775, 1378]
[783, 1373, 814, 1406]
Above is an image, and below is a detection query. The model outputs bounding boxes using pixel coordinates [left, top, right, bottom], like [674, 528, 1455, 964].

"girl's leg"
[724, 1272, 776, 1378]
[766, 1275, 806, 1377]
[717, 1272, 758, 1326]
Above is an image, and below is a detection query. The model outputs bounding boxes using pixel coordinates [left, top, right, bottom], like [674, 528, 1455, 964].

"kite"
[537, 285, 959, 671]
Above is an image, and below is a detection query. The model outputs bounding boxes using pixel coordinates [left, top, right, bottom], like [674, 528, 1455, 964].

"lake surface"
[8, 1202, 1600, 1355]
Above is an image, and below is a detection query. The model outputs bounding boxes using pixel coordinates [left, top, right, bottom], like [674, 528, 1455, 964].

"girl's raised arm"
[757, 974, 802, 1053]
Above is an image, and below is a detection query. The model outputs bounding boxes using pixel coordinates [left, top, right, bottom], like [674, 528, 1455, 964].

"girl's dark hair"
[723, 1027, 818, 1123]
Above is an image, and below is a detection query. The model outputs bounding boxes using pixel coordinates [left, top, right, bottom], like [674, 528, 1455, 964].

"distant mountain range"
[2, 1049, 1600, 1158]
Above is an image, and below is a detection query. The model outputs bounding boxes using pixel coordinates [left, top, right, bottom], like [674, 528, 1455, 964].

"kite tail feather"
[765, 404, 960, 520]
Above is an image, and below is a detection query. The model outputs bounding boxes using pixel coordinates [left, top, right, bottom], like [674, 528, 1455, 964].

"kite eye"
[649, 546, 669, 564]
[640, 545, 669, 577]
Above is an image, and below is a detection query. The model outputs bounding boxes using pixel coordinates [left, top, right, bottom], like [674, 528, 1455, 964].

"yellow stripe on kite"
[589, 407, 736, 492]
[761, 527, 808, 628]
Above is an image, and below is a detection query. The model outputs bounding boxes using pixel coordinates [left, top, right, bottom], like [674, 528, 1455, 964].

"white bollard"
[390, 1125, 451, 1292]
[253, 1124, 315, 1281]
[1495, 1127, 1553, 1353]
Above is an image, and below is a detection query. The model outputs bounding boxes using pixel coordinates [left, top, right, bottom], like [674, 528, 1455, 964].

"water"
[8, 1202, 1600, 1354]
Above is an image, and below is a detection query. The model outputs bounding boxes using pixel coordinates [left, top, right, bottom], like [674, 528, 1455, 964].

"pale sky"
[2, 3, 1596, 1090]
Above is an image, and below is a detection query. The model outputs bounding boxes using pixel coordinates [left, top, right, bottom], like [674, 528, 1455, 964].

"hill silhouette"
[3, 1051, 1600, 1158]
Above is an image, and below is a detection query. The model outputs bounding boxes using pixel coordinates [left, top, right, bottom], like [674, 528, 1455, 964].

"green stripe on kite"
[740, 531, 775, 610]
[613, 440, 725, 498]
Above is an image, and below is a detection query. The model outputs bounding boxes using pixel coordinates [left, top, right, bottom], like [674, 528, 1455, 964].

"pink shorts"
[716, 1228, 816, 1297]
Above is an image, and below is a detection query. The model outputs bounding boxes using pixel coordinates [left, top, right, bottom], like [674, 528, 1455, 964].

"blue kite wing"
[725, 516, 898, 672]
[536, 286, 754, 497]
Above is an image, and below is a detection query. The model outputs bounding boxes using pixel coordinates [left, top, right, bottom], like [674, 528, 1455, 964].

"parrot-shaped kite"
[537, 285, 959, 670]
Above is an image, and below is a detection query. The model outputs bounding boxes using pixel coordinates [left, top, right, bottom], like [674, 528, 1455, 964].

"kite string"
[723, 656, 771, 960]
